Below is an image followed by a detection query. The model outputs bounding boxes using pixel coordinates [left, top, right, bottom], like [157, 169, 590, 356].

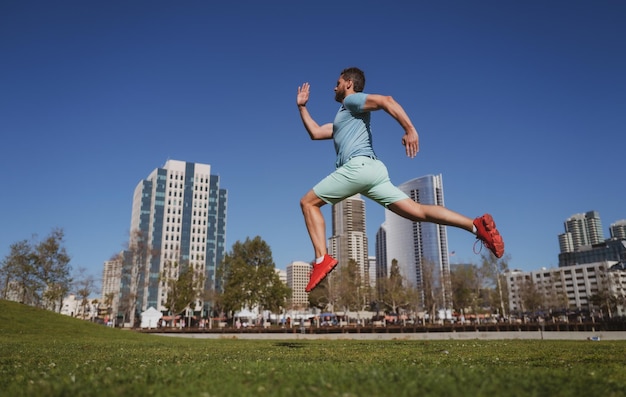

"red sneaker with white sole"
[473, 214, 505, 258]
[305, 254, 338, 292]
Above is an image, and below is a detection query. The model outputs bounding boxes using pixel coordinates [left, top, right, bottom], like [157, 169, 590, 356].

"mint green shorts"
[313, 156, 409, 207]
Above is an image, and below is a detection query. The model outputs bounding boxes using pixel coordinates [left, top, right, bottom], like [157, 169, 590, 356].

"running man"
[297, 67, 504, 292]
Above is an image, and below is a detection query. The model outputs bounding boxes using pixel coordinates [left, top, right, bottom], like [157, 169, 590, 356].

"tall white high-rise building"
[101, 253, 125, 318]
[379, 174, 451, 309]
[610, 220, 626, 240]
[559, 211, 604, 253]
[123, 160, 227, 318]
[328, 194, 369, 283]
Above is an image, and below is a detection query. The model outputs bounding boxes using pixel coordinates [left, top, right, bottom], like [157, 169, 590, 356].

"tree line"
[0, 228, 512, 322]
[306, 252, 511, 322]
[0, 228, 97, 315]
[6, 230, 619, 324]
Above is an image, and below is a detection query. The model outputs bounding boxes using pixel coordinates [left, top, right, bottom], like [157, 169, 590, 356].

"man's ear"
[345, 78, 353, 90]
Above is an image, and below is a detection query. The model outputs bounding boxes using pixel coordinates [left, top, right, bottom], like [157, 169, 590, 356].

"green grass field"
[1, 300, 625, 397]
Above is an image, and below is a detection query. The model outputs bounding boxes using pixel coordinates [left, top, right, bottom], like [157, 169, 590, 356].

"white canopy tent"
[234, 308, 256, 318]
[140, 307, 162, 329]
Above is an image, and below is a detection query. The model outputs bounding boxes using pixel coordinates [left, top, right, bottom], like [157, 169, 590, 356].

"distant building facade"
[610, 220, 626, 240]
[506, 261, 626, 317]
[118, 160, 227, 319]
[558, 211, 626, 267]
[558, 211, 604, 253]
[101, 254, 123, 316]
[378, 174, 452, 310]
[328, 194, 369, 284]
[286, 261, 309, 308]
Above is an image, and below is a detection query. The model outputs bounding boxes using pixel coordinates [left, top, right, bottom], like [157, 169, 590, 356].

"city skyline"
[1, 2, 625, 282]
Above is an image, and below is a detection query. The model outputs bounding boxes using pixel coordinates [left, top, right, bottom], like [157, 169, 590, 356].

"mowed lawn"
[1, 301, 625, 397]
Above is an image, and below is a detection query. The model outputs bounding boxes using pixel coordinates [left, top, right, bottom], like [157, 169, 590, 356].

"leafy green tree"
[162, 264, 204, 321]
[450, 263, 480, 315]
[308, 277, 331, 310]
[219, 236, 289, 316]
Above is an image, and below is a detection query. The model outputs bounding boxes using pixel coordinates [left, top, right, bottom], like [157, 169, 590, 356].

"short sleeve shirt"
[333, 93, 377, 168]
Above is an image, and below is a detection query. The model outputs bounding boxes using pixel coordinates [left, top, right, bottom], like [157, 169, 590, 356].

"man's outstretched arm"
[297, 82, 333, 140]
[363, 94, 419, 158]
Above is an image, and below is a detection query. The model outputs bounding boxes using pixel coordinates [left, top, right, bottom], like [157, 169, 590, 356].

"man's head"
[334, 67, 365, 102]
[341, 67, 365, 92]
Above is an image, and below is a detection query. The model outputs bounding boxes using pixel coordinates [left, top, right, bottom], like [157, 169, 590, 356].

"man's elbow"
[382, 95, 397, 107]
[367, 95, 397, 111]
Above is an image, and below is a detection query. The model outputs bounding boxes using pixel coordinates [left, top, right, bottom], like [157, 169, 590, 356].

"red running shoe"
[473, 214, 505, 258]
[305, 254, 338, 292]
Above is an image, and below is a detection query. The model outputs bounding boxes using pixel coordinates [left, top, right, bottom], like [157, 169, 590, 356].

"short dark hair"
[340, 67, 365, 92]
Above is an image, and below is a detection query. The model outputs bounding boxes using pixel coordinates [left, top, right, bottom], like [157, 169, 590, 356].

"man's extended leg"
[388, 198, 474, 230]
[388, 198, 504, 258]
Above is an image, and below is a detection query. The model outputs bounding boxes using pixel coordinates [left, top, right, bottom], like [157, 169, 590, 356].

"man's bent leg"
[300, 189, 328, 258]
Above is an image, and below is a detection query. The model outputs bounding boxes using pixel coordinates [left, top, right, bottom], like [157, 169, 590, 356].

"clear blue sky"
[2, 1, 625, 286]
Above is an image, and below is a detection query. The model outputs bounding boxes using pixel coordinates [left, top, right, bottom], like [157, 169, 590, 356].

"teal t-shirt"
[333, 92, 377, 168]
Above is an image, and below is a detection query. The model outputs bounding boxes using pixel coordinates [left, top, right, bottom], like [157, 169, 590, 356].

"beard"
[334, 90, 345, 103]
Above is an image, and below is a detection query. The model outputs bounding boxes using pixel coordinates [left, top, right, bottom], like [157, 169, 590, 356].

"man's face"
[334, 76, 349, 103]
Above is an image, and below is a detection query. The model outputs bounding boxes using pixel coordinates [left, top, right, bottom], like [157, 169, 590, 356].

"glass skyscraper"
[378, 174, 451, 309]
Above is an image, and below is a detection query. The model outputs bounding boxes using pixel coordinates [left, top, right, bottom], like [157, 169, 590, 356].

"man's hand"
[402, 129, 419, 158]
[297, 82, 310, 107]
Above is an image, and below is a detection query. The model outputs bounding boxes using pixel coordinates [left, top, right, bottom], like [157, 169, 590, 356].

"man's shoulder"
[343, 92, 369, 111]
[344, 92, 368, 103]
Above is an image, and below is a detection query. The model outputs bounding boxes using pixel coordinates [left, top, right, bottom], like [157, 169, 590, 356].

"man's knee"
[301, 190, 325, 211]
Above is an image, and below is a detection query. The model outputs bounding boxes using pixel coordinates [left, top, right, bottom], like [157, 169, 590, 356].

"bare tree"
[545, 273, 569, 314]
[1, 229, 72, 310]
[125, 230, 155, 327]
[590, 267, 619, 319]
[518, 277, 543, 314]
[74, 267, 96, 319]
[421, 259, 441, 322]
[379, 259, 411, 314]
[450, 263, 480, 316]
[334, 259, 361, 321]
[162, 264, 205, 326]
[103, 292, 115, 323]
[479, 253, 510, 318]
[36, 228, 72, 312]
[1, 239, 37, 304]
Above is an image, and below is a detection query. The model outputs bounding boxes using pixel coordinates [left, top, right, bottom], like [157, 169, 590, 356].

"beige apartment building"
[506, 261, 626, 317]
